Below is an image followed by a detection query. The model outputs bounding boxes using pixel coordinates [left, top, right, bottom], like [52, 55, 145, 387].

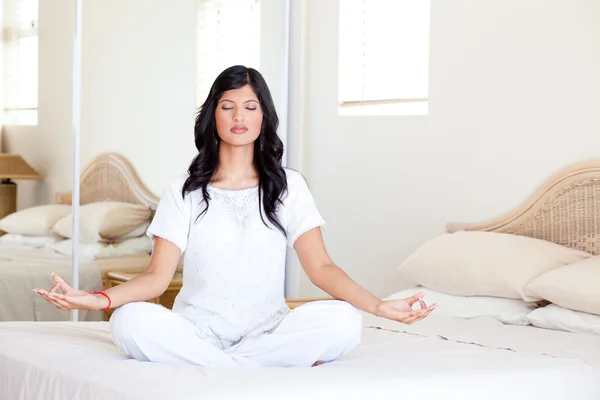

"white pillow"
[398, 231, 590, 301]
[527, 304, 600, 336]
[52, 202, 152, 243]
[51, 236, 153, 260]
[0, 233, 62, 249]
[0, 204, 71, 236]
[525, 256, 600, 316]
[385, 286, 536, 326]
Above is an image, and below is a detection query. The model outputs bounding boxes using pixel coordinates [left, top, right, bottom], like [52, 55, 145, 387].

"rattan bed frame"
[447, 160, 600, 256]
[55, 153, 159, 210]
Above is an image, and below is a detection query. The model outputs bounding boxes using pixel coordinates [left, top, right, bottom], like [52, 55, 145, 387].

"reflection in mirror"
[0, 0, 79, 323]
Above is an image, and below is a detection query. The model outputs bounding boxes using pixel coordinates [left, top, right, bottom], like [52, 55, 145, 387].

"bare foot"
[311, 360, 326, 367]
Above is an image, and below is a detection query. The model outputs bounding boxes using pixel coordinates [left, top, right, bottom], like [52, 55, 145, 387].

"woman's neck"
[213, 143, 258, 189]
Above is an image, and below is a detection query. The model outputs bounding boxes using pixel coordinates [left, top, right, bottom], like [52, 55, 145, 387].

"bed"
[1, 160, 600, 399]
[0, 153, 158, 322]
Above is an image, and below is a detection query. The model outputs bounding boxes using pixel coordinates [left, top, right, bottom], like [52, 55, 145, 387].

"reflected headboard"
[56, 153, 159, 210]
[447, 160, 600, 256]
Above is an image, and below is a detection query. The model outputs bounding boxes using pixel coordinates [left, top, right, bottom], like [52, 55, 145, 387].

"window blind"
[338, 0, 430, 105]
[196, 0, 261, 108]
[2, 0, 38, 122]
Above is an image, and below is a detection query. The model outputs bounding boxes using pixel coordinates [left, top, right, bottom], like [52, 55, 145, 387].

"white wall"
[2, 0, 75, 209]
[293, 0, 600, 298]
[80, 0, 197, 196]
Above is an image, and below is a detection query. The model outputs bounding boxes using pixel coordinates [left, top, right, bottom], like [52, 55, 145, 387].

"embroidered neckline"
[207, 185, 258, 229]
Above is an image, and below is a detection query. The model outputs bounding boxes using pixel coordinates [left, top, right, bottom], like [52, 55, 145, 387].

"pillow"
[52, 202, 152, 243]
[397, 231, 590, 301]
[527, 304, 600, 336]
[120, 221, 150, 239]
[51, 236, 153, 260]
[0, 204, 71, 236]
[385, 286, 537, 325]
[0, 233, 62, 248]
[524, 255, 600, 315]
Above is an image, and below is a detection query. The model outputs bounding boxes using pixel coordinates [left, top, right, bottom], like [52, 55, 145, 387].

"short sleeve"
[146, 175, 192, 253]
[282, 169, 326, 247]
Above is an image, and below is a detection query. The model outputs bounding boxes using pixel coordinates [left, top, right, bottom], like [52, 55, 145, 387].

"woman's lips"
[231, 124, 248, 134]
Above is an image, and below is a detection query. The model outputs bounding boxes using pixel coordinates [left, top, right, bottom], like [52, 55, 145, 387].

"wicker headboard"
[447, 160, 600, 256]
[56, 153, 159, 210]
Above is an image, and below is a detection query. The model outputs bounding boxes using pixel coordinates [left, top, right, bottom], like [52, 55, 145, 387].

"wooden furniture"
[55, 152, 159, 209]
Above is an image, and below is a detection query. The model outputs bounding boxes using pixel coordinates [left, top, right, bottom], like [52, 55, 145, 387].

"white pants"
[109, 300, 362, 368]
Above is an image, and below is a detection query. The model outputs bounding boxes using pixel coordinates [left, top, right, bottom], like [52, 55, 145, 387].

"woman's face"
[215, 84, 263, 147]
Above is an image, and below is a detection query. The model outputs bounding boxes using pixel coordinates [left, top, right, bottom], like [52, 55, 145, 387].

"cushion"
[524, 255, 600, 315]
[385, 286, 536, 326]
[52, 202, 152, 243]
[527, 304, 600, 336]
[397, 231, 590, 301]
[51, 236, 153, 260]
[0, 233, 62, 249]
[0, 204, 71, 236]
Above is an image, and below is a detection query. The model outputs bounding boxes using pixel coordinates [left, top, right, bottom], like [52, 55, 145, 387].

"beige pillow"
[524, 256, 600, 315]
[397, 231, 591, 301]
[51, 236, 153, 259]
[52, 201, 152, 243]
[0, 204, 72, 236]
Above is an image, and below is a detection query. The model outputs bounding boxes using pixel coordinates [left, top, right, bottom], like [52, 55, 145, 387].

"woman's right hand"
[34, 273, 109, 311]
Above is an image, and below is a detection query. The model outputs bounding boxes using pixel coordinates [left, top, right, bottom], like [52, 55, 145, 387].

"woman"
[35, 66, 435, 368]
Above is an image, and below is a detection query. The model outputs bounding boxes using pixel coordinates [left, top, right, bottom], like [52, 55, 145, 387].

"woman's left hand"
[375, 292, 436, 325]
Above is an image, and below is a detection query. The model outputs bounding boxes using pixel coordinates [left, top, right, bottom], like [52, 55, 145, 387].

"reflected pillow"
[0, 204, 71, 236]
[51, 236, 153, 260]
[52, 201, 152, 243]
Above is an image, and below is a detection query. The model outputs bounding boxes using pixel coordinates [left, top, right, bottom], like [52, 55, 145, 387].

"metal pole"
[71, 0, 83, 322]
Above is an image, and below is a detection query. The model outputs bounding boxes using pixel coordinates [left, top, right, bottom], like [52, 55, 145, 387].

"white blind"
[196, 0, 261, 108]
[338, 0, 430, 104]
[2, 0, 38, 118]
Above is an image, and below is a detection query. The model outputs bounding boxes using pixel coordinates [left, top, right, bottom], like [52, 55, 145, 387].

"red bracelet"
[93, 291, 111, 311]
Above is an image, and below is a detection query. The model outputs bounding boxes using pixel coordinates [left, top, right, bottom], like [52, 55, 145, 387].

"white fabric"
[50, 236, 153, 260]
[398, 231, 590, 301]
[2, 314, 600, 400]
[0, 204, 71, 236]
[0, 234, 61, 249]
[385, 286, 536, 325]
[0, 245, 150, 321]
[528, 304, 600, 336]
[109, 300, 361, 367]
[52, 201, 152, 243]
[525, 255, 600, 315]
[146, 169, 325, 347]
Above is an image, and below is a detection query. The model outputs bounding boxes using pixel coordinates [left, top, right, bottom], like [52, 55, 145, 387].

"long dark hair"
[182, 65, 288, 237]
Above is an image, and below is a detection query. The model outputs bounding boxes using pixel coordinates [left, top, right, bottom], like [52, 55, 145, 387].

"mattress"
[1, 312, 599, 400]
[0, 246, 150, 322]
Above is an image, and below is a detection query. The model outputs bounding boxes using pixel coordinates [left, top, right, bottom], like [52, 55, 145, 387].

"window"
[338, 0, 430, 115]
[196, 0, 261, 108]
[2, 0, 39, 125]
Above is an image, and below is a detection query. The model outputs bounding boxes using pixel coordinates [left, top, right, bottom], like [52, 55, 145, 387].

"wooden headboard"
[56, 153, 159, 210]
[447, 160, 600, 256]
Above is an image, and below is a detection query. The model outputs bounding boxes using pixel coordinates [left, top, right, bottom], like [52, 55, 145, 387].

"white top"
[147, 168, 325, 347]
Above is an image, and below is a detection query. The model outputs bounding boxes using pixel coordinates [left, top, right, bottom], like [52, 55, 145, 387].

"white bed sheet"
[1, 313, 599, 400]
[0, 245, 150, 321]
